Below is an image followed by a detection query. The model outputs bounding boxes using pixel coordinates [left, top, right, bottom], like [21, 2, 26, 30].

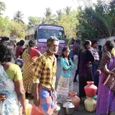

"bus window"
[38, 29, 64, 40]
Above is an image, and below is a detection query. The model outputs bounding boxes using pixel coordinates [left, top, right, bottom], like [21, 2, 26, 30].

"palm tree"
[45, 8, 52, 18]
[0, 1, 5, 15]
[65, 7, 71, 15]
[56, 10, 62, 21]
[14, 11, 24, 23]
[28, 16, 41, 27]
[44, 8, 56, 24]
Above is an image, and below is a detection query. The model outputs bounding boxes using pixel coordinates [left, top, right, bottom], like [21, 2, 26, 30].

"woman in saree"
[96, 40, 115, 115]
[22, 40, 41, 98]
[0, 43, 26, 115]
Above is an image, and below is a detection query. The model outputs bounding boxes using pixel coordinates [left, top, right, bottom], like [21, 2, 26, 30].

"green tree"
[0, 17, 11, 36]
[58, 10, 78, 39]
[56, 9, 63, 21]
[14, 11, 24, 23]
[77, 0, 115, 40]
[10, 21, 27, 38]
[0, 1, 5, 15]
[64, 7, 71, 15]
[42, 8, 57, 24]
[28, 16, 41, 27]
[45, 8, 52, 18]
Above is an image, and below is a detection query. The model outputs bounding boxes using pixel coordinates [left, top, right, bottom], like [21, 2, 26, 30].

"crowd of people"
[0, 36, 115, 115]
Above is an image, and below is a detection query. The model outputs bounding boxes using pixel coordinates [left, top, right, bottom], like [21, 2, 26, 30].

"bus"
[25, 24, 66, 55]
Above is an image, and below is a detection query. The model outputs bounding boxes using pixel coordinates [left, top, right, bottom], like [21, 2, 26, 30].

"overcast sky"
[3, 0, 99, 23]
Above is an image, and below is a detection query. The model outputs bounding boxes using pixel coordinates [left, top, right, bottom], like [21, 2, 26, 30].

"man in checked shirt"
[32, 36, 59, 115]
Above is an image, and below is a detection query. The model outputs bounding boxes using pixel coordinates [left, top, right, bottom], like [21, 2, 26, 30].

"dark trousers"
[92, 61, 99, 86]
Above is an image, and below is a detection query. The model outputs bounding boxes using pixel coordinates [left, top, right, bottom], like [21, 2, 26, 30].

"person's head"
[76, 39, 81, 45]
[92, 40, 98, 49]
[0, 43, 12, 63]
[98, 45, 102, 51]
[105, 40, 114, 52]
[47, 36, 59, 54]
[83, 40, 92, 49]
[19, 40, 25, 46]
[61, 46, 70, 58]
[28, 40, 36, 48]
[73, 39, 81, 51]
[16, 42, 20, 46]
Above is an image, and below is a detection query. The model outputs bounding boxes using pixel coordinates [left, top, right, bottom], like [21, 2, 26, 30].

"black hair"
[98, 45, 102, 50]
[92, 40, 97, 45]
[83, 40, 91, 49]
[19, 40, 25, 46]
[0, 43, 12, 63]
[16, 42, 20, 46]
[61, 46, 71, 65]
[47, 36, 59, 47]
[76, 39, 81, 44]
[0, 37, 9, 43]
[28, 40, 36, 47]
[105, 40, 114, 51]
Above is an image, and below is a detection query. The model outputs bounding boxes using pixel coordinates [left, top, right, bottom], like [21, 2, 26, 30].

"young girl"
[56, 46, 75, 104]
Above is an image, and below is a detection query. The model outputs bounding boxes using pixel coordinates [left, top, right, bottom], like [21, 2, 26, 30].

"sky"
[3, 0, 98, 23]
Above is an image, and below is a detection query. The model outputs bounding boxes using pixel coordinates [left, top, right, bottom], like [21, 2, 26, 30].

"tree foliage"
[58, 10, 78, 39]
[0, 17, 10, 36]
[56, 9, 63, 21]
[0, 1, 5, 15]
[64, 7, 71, 15]
[10, 21, 27, 38]
[28, 16, 41, 28]
[0, 1, 27, 39]
[0, 0, 115, 41]
[42, 8, 57, 24]
[13, 11, 24, 23]
[77, 0, 115, 40]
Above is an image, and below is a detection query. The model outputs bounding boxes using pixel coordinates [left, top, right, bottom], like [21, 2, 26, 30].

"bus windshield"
[37, 26, 65, 40]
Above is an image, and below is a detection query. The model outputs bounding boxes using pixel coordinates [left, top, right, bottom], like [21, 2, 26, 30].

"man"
[91, 40, 100, 86]
[33, 36, 59, 115]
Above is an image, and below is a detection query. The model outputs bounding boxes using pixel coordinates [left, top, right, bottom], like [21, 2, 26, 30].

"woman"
[78, 40, 94, 98]
[22, 40, 41, 98]
[16, 40, 25, 58]
[56, 46, 75, 104]
[96, 40, 115, 115]
[0, 43, 25, 115]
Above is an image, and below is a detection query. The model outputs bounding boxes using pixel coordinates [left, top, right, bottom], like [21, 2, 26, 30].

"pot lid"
[63, 101, 75, 108]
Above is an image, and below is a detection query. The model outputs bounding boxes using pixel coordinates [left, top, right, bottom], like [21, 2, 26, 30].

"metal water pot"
[63, 99, 75, 115]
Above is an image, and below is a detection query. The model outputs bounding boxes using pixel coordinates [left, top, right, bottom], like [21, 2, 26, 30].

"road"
[57, 82, 96, 115]
[59, 106, 95, 115]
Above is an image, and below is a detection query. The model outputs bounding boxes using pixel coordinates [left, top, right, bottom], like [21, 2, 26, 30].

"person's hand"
[0, 94, 6, 102]
[19, 107, 26, 115]
[22, 108, 26, 115]
[34, 99, 40, 107]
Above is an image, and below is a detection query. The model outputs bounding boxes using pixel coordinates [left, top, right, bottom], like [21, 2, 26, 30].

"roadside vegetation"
[0, 0, 114, 41]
